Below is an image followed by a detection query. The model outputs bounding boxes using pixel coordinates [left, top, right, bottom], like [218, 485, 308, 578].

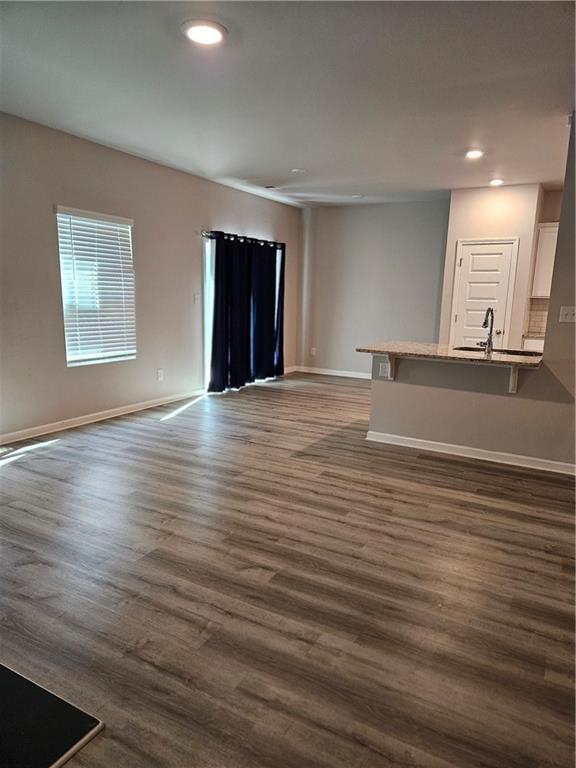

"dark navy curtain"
[208, 232, 285, 393]
[228, 237, 253, 389]
[208, 232, 232, 393]
[252, 245, 277, 380]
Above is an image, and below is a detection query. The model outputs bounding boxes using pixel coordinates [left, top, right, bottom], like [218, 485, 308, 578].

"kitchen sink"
[453, 346, 542, 357]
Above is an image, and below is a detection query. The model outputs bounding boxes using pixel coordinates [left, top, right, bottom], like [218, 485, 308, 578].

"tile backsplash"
[526, 298, 549, 337]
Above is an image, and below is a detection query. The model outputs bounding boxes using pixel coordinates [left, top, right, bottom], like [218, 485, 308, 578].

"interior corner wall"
[0, 113, 303, 436]
[300, 200, 450, 374]
[438, 183, 541, 348]
[540, 188, 563, 222]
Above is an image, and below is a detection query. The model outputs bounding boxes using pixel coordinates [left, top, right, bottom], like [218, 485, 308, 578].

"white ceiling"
[1, 2, 573, 206]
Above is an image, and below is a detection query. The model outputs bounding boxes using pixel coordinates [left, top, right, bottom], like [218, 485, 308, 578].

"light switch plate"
[559, 306, 576, 323]
[156, 368, 164, 381]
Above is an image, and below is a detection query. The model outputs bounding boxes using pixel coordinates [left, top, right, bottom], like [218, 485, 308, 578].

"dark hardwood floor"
[1, 374, 574, 767]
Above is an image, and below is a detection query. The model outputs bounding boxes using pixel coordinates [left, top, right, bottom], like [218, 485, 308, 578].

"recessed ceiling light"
[490, 178, 504, 186]
[181, 20, 227, 45]
[290, 168, 307, 175]
[351, 194, 364, 199]
[466, 149, 484, 160]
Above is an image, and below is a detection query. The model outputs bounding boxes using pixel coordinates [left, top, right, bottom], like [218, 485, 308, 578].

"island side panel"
[368, 356, 573, 465]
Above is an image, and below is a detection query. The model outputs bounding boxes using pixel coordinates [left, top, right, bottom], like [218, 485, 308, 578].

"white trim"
[0, 389, 205, 446]
[366, 430, 575, 476]
[55, 205, 134, 227]
[449, 237, 520, 349]
[297, 366, 371, 380]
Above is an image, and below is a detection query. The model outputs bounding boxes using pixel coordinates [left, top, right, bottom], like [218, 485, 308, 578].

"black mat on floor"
[0, 664, 103, 768]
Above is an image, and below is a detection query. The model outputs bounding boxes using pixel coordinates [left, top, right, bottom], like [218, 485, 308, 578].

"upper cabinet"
[531, 223, 558, 298]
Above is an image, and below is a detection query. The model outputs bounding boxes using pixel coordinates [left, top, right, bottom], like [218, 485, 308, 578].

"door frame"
[202, 234, 216, 391]
[448, 237, 520, 348]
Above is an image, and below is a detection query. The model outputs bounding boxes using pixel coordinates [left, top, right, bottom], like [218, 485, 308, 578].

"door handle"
[495, 329, 502, 336]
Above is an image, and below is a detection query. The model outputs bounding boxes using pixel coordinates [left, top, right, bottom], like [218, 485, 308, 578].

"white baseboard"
[0, 368, 365, 445]
[295, 366, 371, 380]
[366, 430, 575, 476]
[0, 389, 205, 446]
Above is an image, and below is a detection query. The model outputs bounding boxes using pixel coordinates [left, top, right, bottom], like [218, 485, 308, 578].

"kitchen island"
[352, 340, 569, 473]
[356, 341, 542, 394]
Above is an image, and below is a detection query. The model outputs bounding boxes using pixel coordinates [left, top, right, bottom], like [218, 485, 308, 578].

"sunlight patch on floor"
[0, 439, 60, 468]
[159, 394, 208, 421]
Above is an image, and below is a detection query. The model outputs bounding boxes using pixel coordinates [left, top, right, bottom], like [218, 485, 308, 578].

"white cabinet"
[523, 338, 544, 352]
[531, 223, 558, 298]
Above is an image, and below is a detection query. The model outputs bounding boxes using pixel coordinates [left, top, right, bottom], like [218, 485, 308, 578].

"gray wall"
[368, 123, 575, 466]
[0, 114, 303, 436]
[301, 200, 450, 373]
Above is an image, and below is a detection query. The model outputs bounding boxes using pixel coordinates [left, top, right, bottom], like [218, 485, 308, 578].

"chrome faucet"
[477, 307, 495, 355]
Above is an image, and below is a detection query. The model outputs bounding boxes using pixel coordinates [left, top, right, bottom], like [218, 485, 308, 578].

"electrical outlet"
[311, 347, 317, 356]
[559, 306, 576, 323]
[193, 293, 200, 305]
[156, 368, 164, 381]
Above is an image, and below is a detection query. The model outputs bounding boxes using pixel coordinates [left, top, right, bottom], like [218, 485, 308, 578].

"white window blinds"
[56, 207, 136, 366]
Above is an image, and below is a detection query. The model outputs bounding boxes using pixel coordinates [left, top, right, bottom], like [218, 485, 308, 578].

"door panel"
[466, 281, 500, 301]
[470, 253, 502, 272]
[451, 240, 516, 348]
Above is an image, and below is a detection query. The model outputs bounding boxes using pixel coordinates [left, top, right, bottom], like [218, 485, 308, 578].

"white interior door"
[450, 238, 518, 348]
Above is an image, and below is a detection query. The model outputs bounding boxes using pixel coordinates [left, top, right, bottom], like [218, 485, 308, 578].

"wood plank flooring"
[0, 373, 574, 767]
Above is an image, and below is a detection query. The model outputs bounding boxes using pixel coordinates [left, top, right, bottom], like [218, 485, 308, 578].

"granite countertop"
[356, 341, 542, 368]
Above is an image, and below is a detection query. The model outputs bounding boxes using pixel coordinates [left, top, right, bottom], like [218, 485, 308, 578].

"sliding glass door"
[202, 236, 216, 391]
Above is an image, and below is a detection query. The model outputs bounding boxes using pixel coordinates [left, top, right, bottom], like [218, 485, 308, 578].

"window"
[56, 207, 136, 366]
